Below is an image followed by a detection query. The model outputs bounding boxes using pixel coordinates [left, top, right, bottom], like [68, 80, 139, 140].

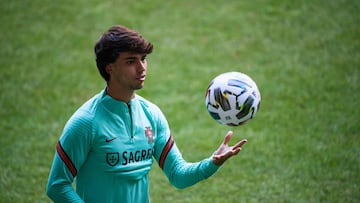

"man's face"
[107, 52, 148, 91]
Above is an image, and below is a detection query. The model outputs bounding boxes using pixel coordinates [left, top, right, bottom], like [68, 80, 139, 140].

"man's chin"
[134, 83, 145, 90]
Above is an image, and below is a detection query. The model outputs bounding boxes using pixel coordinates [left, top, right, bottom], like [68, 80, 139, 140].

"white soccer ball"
[205, 72, 261, 126]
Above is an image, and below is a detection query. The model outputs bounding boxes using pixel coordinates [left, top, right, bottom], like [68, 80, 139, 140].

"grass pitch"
[0, 0, 359, 202]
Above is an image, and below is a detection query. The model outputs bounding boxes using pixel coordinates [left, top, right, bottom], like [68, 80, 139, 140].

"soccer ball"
[205, 72, 261, 126]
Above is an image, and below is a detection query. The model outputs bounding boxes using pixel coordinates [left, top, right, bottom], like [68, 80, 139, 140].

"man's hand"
[212, 131, 247, 166]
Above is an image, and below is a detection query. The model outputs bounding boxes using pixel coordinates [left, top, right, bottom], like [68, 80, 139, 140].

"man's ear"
[105, 64, 113, 74]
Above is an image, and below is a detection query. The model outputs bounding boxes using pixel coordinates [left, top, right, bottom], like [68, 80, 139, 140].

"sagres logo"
[106, 152, 119, 166]
[145, 126, 154, 143]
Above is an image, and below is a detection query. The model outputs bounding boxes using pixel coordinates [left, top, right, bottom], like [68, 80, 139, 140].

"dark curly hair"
[94, 25, 153, 81]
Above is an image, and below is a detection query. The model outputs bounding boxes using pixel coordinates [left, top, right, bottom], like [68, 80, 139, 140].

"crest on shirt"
[106, 152, 119, 166]
[145, 126, 154, 143]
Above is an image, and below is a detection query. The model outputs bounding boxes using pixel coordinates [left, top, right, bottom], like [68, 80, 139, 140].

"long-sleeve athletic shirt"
[46, 90, 220, 203]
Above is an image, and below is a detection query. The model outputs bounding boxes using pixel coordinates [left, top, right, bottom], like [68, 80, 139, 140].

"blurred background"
[0, 0, 359, 202]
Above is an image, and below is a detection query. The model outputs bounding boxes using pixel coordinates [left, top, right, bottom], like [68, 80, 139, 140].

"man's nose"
[137, 60, 146, 71]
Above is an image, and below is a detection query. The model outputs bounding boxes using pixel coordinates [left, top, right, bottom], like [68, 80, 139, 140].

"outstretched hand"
[212, 131, 247, 166]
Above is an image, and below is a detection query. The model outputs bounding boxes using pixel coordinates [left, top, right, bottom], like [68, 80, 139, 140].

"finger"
[233, 139, 247, 149]
[232, 147, 241, 155]
[223, 131, 233, 145]
[227, 147, 241, 158]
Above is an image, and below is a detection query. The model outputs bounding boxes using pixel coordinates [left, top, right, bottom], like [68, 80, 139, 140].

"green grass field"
[1, 0, 359, 202]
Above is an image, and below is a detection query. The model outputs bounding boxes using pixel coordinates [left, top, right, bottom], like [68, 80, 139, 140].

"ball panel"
[236, 95, 254, 118]
[208, 111, 221, 120]
[213, 87, 231, 111]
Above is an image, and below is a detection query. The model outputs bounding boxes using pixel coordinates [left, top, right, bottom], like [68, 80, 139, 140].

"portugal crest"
[106, 152, 119, 166]
[145, 126, 154, 143]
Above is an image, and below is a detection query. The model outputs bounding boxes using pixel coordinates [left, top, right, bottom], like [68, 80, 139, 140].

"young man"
[46, 25, 247, 203]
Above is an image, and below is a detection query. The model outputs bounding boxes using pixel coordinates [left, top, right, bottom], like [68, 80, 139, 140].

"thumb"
[223, 131, 233, 145]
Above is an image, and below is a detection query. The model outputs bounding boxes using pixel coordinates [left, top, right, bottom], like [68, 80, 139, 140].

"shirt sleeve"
[152, 107, 220, 189]
[46, 110, 93, 202]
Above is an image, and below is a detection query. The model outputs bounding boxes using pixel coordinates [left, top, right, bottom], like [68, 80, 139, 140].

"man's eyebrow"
[124, 55, 146, 60]
[124, 56, 137, 60]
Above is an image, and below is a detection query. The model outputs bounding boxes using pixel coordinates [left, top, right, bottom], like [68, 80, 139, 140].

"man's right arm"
[46, 110, 93, 202]
[46, 148, 84, 202]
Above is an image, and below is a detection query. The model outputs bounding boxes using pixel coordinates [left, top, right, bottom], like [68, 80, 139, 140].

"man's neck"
[106, 85, 135, 103]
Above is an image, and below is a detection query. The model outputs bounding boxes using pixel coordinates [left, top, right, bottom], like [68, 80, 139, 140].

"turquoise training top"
[46, 89, 220, 203]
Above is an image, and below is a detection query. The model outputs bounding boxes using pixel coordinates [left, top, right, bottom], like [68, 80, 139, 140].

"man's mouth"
[137, 75, 146, 81]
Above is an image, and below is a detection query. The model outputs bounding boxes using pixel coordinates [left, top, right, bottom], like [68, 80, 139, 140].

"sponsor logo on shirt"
[106, 149, 153, 166]
[105, 127, 155, 167]
[121, 148, 153, 165]
[106, 152, 119, 166]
